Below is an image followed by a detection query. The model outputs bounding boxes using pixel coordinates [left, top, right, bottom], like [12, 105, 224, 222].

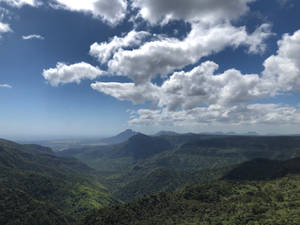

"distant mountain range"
[26, 130, 278, 152]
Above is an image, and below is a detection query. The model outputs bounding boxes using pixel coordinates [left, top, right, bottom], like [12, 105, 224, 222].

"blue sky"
[1, 0, 300, 139]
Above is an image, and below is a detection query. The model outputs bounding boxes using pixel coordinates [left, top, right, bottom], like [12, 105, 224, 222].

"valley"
[1, 132, 300, 224]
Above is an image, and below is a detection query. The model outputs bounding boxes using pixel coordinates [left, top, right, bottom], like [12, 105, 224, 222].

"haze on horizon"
[1, 0, 300, 139]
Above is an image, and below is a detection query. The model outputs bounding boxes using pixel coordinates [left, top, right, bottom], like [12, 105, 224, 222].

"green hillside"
[2, 136, 300, 225]
[0, 139, 116, 225]
[113, 167, 228, 202]
[77, 158, 300, 225]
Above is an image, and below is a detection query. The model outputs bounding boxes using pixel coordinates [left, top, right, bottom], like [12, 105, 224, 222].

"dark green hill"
[113, 167, 228, 202]
[114, 157, 300, 202]
[223, 157, 300, 181]
[0, 187, 71, 225]
[119, 134, 172, 159]
[0, 139, 116, 225]
[77, 158, 300, 225]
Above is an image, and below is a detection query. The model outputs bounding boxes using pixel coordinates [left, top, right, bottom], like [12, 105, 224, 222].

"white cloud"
[42, 62, 105, 86]
[93, 30, 300, 113]
[131, 0, 254, 25]
[22, 34, 44, 40]
[52, 0, 127, 25]
[0, 0, 40, 7]
[105, 23, 272, 84]
[97, 30, 300, 128]
[0, 6, 11, 20]
[91, 61, 265, 111]
[159, 61, 262, 110]
[0, 21, 12, 37]
[90, 30, 150, 64]
[263, 30, 300, 93]
[129, 104, 300, 127]
[0, 84, 12, 88]
[91, 82, 159, 104]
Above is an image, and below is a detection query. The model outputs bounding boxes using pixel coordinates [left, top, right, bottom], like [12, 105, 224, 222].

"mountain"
[119, 133, 172, 159]
[77, 158, 300, 225]
[57, 133, 173, 171]
[0, 139, 116, 225]
[101, 129, 138, 145]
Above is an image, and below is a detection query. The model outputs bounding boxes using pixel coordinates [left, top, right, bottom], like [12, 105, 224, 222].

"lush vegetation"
[77, 158, 300, 225]
[2, 134, 300, 225]
[0, 139, 116, 225]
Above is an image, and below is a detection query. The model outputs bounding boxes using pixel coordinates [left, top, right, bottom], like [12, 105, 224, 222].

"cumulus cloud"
[129, 104, 300, 127]
[124, 29, 300, 127]
[22, 34, 44, 40]
[105, 23, 272, 84]
[43, 0, 300, 129]
[159, 62, 263, 110]
[91, 82, 159, 104]
[131, 0, 254, 25]
[0, 83, 12, 88]
[90, 30, 150, 64]
[0, 21, 12, 37]
[92, 61, 265, 110]
[92, 30, 300, 109]
[52, 0, 127, 25]
[263, 30, 300, 93]
[0, 0, 40, 7]
[43, 62, 105, 86]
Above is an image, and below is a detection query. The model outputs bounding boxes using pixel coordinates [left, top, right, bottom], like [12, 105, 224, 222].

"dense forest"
[1, 133, 300, 224]
[77, 157, 300, 225]
[0, 139, 116, 224]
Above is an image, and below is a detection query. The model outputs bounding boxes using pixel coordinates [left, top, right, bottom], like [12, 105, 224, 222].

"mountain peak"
[101, 129, 138, 145]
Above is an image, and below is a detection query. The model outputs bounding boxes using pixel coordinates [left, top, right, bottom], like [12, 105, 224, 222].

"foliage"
[78, 173, 300, 225]
[2, 135, 300, 225]
[0, 139, 116, 225]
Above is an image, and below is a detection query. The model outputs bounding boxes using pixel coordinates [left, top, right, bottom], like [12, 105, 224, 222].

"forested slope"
[0, 139, 116, 225]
